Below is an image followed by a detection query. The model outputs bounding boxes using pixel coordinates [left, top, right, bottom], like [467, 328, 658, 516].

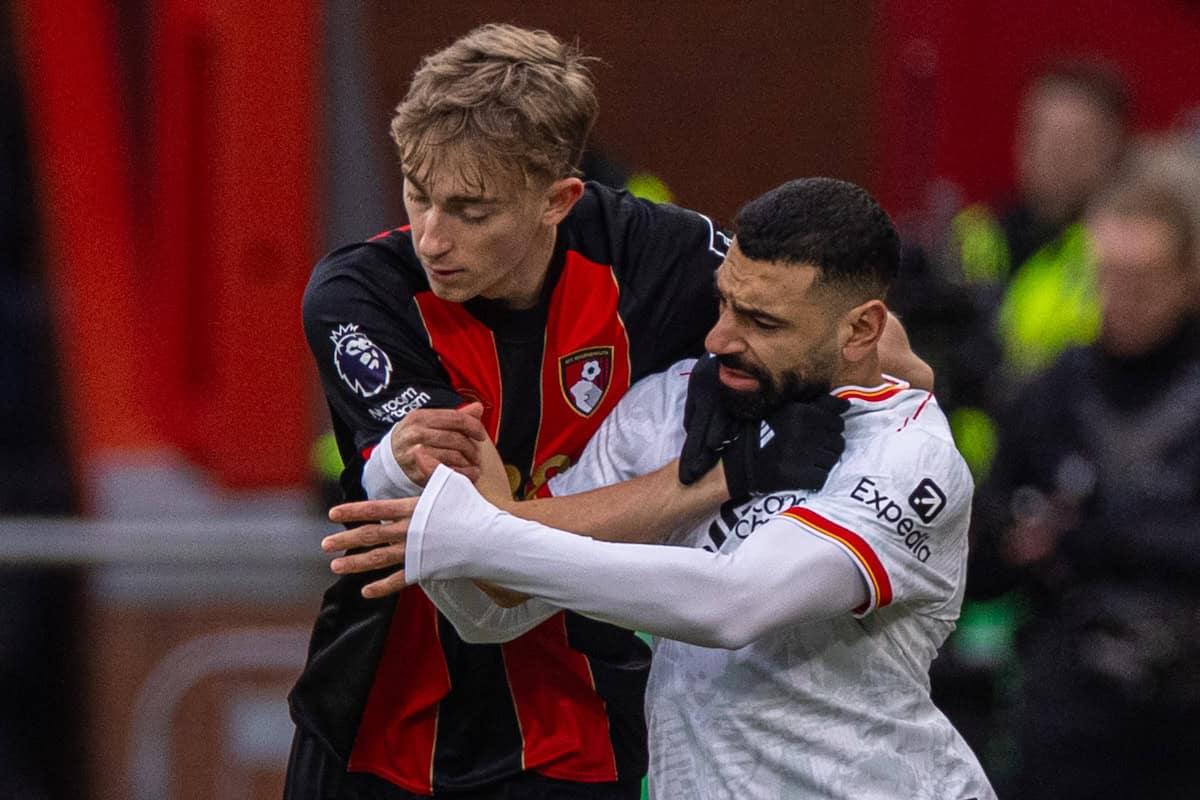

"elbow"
[703, 629, 753, 651]
[703, 619, 763, 651]
[687, 585, 768, 650]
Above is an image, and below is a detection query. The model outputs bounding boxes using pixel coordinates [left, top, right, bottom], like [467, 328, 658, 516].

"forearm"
[502, 460, 726, 544]
[410, 468, 864, 649]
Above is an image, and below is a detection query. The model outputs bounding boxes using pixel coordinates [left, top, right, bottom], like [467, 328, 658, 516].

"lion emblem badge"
[331, 323, 392, 397]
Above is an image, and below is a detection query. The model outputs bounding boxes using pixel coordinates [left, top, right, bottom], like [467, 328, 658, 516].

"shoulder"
[563, 183, 729, 266]
[611, 358, 695, 421]
[834, 387, 974, 518]
[303, 228, 427, 320]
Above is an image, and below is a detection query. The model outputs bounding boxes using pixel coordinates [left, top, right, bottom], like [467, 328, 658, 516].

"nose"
[416, 208, 453, 261]
[704, 308, 742, 356]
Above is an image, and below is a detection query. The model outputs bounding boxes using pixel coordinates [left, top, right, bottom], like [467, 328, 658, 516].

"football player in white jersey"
[323, 178, 995, 800]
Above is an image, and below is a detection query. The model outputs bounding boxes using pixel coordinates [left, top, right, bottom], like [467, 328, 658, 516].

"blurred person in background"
[892, 57, 1133, 480]
[967, 136, 1200, 800]
[888, 62, 1134, 777]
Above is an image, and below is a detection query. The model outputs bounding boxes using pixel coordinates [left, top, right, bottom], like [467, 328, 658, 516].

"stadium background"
[2, 1, 1198, 797]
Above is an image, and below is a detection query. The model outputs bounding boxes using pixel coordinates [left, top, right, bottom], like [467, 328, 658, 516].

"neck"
[500, 227, 558, 310]
[832, 352, 883, 390]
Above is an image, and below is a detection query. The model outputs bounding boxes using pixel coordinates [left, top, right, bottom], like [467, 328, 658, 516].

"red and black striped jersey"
[295, 183, 728, 794]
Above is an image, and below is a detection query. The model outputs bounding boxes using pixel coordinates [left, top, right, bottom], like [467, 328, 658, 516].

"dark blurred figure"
[0, 6, 84, 798]
[889, 59, 1135, 786]
[969, 137, 1200, 800]
[892, 58, 1132, 478]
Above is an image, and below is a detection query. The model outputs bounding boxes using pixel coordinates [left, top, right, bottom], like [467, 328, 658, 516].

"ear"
[541, 177, 585, 225]
[839, 299, 888, 364]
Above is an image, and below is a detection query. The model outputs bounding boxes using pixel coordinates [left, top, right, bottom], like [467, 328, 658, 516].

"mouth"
[426, 265, 466, 281]
[716, 364, 761, 392]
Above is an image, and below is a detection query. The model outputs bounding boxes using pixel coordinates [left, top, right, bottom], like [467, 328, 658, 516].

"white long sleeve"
[407, 466, 868, 650]
[419, 580, 561, 644]
[361, 425, 423, 499]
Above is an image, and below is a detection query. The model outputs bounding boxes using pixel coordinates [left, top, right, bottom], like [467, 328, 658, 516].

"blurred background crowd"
[2, 1, 1199, 798]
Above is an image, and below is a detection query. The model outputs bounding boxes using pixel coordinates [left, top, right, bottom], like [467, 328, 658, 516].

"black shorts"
[284, 728, 643, 800]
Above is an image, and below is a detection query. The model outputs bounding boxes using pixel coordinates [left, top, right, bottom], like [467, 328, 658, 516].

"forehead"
[717, 241, 821, 308]
[405, 144, 527, 201]
[1023, 84, 1113, 132]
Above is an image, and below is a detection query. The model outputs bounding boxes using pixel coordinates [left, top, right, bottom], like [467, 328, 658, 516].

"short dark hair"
[732, 177, 900, 302]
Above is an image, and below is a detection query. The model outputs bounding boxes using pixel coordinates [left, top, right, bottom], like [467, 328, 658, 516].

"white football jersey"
[549, 359, 994, 800]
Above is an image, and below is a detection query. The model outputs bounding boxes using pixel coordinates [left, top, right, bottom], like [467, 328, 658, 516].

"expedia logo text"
[850, 476, 933, 562]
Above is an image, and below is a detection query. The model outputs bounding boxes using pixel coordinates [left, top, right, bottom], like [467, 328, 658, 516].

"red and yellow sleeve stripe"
[779, 506, 893, 613]
[835, 380, 906, 403]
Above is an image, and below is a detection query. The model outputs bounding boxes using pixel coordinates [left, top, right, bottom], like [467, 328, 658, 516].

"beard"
[715, 348, 836, 420]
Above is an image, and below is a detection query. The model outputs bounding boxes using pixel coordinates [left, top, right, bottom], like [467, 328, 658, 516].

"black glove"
[678, 354, 850, 499]
[721, 393, 849, 502]
[679, 354, 737, 485]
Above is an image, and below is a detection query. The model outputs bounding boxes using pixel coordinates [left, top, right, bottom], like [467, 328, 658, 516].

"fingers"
[399, 407, 488, 441]
[322, 518, 409, 552]
[459, 401, 484, 423]
[328, 497, 418, 524]
[330, 542, 406, 574]
[362, 571, 409, 599]
[413, 445, 477, 473]
[321, 517, 411, 599]
[393, 409, 490, 484]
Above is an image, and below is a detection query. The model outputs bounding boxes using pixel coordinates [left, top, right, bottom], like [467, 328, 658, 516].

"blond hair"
[1092, 135, 1200, 277]
[390, 24, 598, 192]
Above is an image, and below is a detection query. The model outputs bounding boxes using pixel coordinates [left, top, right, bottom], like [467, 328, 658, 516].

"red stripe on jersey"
[530, 252, 632, 492]
[412, 293, 503, 441]
[368, 224, 411, 241]
[348, 588, 449, 793]
[780, 506, 894, 610]
[501, 616, 618, 781]
[499, 252, 629, 775]
[351, 293, 504, 789]
[836, 381, 905, 403]
[911, 391, 934, 419]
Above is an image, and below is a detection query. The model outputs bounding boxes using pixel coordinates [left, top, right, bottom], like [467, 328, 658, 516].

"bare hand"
[323, 498, 420, 598]
[391, 402, 488, 485]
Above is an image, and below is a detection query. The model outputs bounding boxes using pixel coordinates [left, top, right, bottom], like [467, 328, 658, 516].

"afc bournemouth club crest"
[560, 346, 612, 417]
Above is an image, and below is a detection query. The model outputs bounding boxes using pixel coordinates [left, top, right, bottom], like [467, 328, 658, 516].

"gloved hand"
[678, 354, 849, 500]
[678, 354, 738, 485]
[721, 393, 849, 501]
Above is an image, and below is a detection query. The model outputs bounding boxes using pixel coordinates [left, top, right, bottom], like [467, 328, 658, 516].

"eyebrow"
[713, 272, 791, 327]
[404, 174, 500, 207]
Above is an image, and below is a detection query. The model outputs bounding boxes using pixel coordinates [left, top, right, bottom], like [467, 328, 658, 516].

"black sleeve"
[592, 187, 729, 375]
[302, 246, 463, 467]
